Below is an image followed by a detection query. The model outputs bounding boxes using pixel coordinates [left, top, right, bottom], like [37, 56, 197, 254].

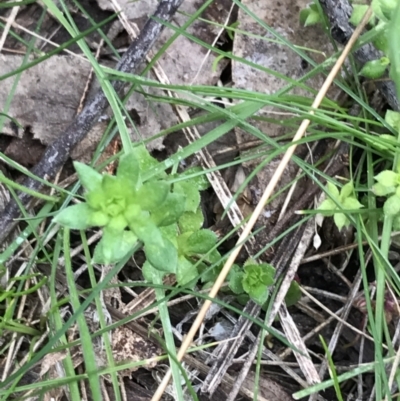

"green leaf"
[372, 182, 396, 196]
[117, 152, 140, 189]
[88, 210, 110, 227]
[326, 182, 340, 200]
[373, 28, 389, 53]
[299, 7, 311, 26]
[142, 261, 165, 283]
[372, 0, 392, 21]
[200, 264, 221, 283]
[132, 144, 162, 175]
[242, 264, 274, 297]
[176, 256, 198, 286]
[85, 187, 108, 210]
[249, 284, 269, 305]
[340, 181, 355, 201]
[174, 181, 200, 213]
[244, 258, 257, 267]
[285, 281, 302, 307]
[374, 170, 400, 187]
[136, 180, 170, 212]
[204, 249, 221, 264]
[393, 214, 400, 230]
[300, 5, 321, 27]
[130, 211, 163, 245]
[178, 209, 204, 233]
[93, 228, 137, 264]
[229, 270, 245, 294]
[53, 203, 94, 230]
[107, 214, 128, 232]
[178, 167, 210, 191]
[151, 192, 186, 226]
[257, 264, 276, 285]
[373, 0, 397, 21]
[333, 212, 348, 231]
[383, 194, 400, 216]
[73, 162, 103, 193]
[124, 203, 142, 223]
[375, 134, 397, 151]
[385, 109, 400, 131]
[350, 5, 372, 26]
[342, 197, 363, 210]
[305, 7, 321, 26]
[237, 293, 250, 306]
[359, 58, 388, 79]
[145, 236, 177, 273]
[102, 174, 123, 195]
[160, 224, 179, 247]
[184, 229, 217, 255]
[318, 199, 337, 215]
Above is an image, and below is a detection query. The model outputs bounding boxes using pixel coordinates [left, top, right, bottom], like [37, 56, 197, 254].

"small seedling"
[318, 181, 363, 231]
[54, 145, 215, 286]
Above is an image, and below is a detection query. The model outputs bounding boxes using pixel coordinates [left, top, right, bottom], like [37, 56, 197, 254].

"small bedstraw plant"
[317, 181, 363, 231]
[203, 259, 301, 308]
[54, 145, 216, 286]
[54, 145, 302, 305]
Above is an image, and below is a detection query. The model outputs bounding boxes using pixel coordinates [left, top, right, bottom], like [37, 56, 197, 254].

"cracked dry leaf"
[110, 326, 162, 376]
[0, 55, 172, 162]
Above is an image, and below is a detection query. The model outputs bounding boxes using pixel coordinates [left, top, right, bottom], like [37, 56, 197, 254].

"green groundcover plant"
[54, 144, 301, 305]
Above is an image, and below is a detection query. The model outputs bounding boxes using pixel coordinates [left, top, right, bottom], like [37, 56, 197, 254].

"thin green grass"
[1, 0, 400, 400]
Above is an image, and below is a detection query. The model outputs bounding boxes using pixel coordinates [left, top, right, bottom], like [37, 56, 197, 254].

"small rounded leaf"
[176, 256, 198, 286]
[178, 209, 204, 233]
[326, 182, 340, 200]
[137, 180, 170, 212]
[142, 261, 165, 283]
[383, 195, 400, 216]
[53, 203, 94, 230]
[305, 11, 321, 26]
[359, 59, 388, 79]
[145, 237, 177, 273]
[340, 181, 355, 200]
[132, 144, 161, 174]
[373, 30, 389, 53]
[73, 162, 103, 193]
[93, 228, 137, 264]
[285, 281, 302, 307]
[117, 152, 140, 189]
[184, 229, 217, 255]
[178, 167, 210, 191]
[342, 197, 363, 210]
[385, 109, 400, 131]
[249, 284, 269, 306]
[375, 170, 399, 187]
[334, 212, 348, 231]
[350, 5, 372, 26]
[151, 193, 186, 226]
[372, 182, 395, 196]
[174, 181, 201, 213]
[229, 270, 245, 294]
[318, 199, 337, 215]
[88, 210, 110, 227]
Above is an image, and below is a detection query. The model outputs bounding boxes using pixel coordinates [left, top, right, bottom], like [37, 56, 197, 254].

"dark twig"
[319, 0, 399, 111]
[0, 0, 184, 245]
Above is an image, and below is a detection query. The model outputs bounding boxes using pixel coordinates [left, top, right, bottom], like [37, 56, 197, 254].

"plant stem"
[153, 276, 185, 400]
